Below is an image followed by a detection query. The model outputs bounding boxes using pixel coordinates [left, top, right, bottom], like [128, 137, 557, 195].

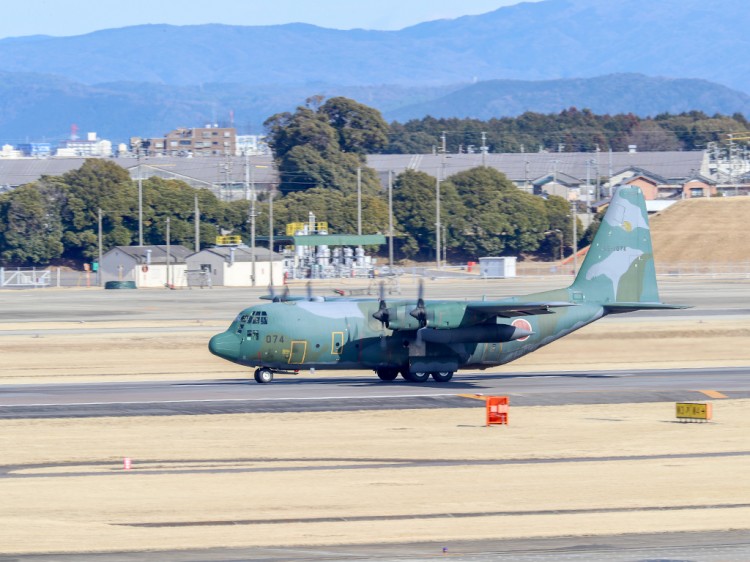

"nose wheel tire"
[402, 370, 430, 383]
[431, 371, 454, 382]
[376, 368, 399, 381]
[254, 368, 274, 384]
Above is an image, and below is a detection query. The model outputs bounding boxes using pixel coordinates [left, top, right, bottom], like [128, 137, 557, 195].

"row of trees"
[386, 109, 750, 154]
[0, 159, 582, 266]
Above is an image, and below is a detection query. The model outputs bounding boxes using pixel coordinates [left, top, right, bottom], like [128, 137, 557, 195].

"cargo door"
[289, 340, 308, 364]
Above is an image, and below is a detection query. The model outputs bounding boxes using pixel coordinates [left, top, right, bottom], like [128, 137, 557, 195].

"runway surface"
[1, 366, 748, 418]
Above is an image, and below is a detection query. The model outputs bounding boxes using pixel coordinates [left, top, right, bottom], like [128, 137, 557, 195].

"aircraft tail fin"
[570, 185, 661, 304]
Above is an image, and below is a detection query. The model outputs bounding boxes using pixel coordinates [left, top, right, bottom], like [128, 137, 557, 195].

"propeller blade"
[306, 281, 313, 301]
[409, 278, 427, 327]
[372, 281, 390, 328]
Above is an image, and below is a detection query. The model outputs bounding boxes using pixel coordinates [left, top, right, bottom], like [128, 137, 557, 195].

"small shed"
[185, 246, 284, 287]
[100, 245, 192, 288]
[479, 256, 517, 278]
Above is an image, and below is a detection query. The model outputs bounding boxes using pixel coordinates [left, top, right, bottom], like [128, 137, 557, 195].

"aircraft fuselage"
[209, 290, 604, 374]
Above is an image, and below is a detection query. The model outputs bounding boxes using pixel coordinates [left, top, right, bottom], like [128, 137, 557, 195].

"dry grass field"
[1, 401, 750, 554]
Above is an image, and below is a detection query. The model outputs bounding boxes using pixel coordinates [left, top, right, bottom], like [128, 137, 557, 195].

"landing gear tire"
[403, 370, 430, 383]
[254, 368, 274, 384]
[376, 368, 399, 381]
[431, 371, 454, 383]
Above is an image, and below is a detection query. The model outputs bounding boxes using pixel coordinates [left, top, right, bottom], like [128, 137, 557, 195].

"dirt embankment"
[650, 197, 750, 264]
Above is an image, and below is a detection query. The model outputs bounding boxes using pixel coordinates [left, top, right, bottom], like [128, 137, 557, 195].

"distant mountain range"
[1, 0, 749, 144]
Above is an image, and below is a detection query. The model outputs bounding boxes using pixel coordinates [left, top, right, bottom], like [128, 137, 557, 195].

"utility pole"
[166, 217, 171, 287]
[97, 208, 103, 287]
[137, 150, 143, 246]
[250, 166, 257, 286]
[585, 159, 592, 227]
[194, 194, 200, 252]
[268, 187, 275, 286]
[388, 170, 394, 269]
[572, 202, 578, 275]
[357, 167, 362, 236]
[435, 170, 442, 270]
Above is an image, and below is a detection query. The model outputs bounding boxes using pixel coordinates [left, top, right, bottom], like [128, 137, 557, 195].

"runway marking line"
[698, 390, 728, 399]
[0, 393, 460, 408]
[457, 394, 489, 401]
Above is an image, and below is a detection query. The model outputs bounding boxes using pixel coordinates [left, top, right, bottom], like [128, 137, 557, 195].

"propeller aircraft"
[209, 185, 687, 383]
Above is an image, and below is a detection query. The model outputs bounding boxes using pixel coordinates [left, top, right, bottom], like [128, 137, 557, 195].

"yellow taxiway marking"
[457, 394, 489, 401]
[698, 390, 727, 399]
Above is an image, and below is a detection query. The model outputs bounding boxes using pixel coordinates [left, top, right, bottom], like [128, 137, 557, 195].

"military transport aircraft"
[209, 185, 687, 383]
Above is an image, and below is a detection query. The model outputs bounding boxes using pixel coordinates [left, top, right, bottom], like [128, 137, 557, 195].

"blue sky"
[0, 0, 535, 39]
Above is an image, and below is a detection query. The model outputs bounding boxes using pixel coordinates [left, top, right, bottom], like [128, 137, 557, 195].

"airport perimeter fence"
[0, 267, 99, 289]
[2, 262, 750, 290]
[437, 261, 750, 280]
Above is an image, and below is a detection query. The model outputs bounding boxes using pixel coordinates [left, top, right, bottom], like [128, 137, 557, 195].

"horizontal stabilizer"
[466, 301, 577, 317]
[603, 302, 692, 314]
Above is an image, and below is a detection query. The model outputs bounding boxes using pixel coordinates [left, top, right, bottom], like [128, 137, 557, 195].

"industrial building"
[185, 246, 284, 287]
[100, 245, 192, 288]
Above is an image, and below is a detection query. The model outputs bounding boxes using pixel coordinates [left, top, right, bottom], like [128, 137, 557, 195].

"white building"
[100, 245, 192, 288]
[0, 144, 22, 159]
[186, 246, 284, 287]
[56, 133, 112, 158]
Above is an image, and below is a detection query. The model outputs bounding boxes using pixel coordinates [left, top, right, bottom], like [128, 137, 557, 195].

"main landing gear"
[253, 367, 274, 384]
[376, 368, 454, 383]
[376, 368, 399, 381]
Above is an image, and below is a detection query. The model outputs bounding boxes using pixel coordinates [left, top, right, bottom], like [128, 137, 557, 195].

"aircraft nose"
[209, 331, 239, 360]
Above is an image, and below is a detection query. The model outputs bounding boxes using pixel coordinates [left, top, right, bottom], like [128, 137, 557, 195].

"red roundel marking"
[511, 318, 532, 342]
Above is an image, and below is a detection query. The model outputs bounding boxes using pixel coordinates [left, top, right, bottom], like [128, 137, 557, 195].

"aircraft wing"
[465, 301, 577, 318]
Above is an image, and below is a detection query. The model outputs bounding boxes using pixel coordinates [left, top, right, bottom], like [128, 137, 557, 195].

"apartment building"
[138, 126, 236, 156]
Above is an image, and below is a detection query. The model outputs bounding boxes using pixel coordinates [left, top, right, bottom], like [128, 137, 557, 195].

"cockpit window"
[249, 310, 268, 325]
[246, 329, 260, 340]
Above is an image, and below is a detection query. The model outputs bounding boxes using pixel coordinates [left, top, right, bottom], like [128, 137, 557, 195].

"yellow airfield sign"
[676, 402, 713, 421]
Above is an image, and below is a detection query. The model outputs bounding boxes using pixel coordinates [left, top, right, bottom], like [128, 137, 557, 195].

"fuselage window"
[246, 330, 260, 341]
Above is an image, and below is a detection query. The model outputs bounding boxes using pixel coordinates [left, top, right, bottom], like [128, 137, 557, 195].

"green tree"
[60, 159, 136, 260]
[391, 170, 462, 260]
[265, 98, 384, 195]
[319, 96, 389, 154]
[264, 107, 339, 160]
[0, 183, 64, 265]
[444, 167, 515, 258]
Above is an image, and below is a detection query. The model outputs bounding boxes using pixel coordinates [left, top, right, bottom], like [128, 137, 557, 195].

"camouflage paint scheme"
[209, 185, 687, 383]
